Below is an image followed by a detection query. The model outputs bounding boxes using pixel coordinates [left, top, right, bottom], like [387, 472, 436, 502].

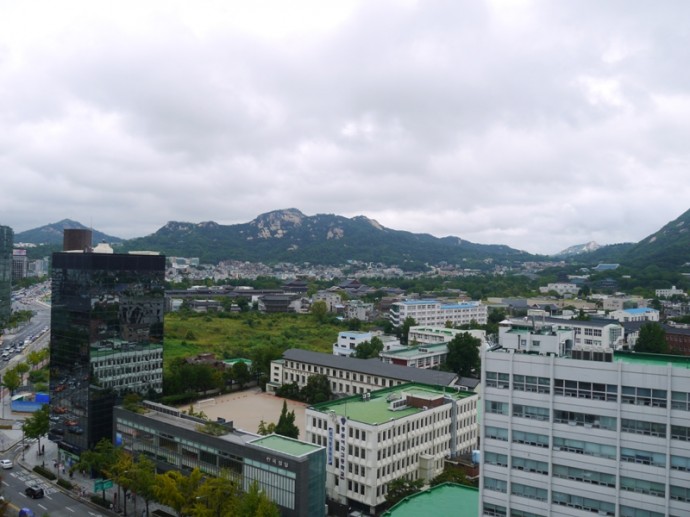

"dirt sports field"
[182, 387, 309, 436]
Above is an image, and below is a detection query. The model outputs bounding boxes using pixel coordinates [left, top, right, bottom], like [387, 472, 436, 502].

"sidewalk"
[8, 429, 173, 517]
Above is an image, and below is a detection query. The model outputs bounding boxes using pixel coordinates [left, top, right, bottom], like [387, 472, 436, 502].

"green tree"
[130, 455, 157, 517]
[300, 374, 332, 404]
[1, 369, 21, 395]
[310, 301, 329, 323]
[353, 336, 384, 359]
[237, 481, 280, 517]
[635, 322, 668, 354]
[14, 362, 30, 383]
[385, 477, 424, 507]
[231, 361, 251, 389]
[193, 475, 241, 517]
[400, 317, 417, 346]
[444, 332, 481, 378]
[257, 419, 276, 436]
[23, 404, 50, 454]
[274, 400, 299, 439]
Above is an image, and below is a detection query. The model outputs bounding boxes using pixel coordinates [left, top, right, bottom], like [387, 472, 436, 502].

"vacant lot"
[182, 387, 309, 436]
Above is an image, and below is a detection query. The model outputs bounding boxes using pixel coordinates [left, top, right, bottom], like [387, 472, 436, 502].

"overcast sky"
[1, 1, 688, 255]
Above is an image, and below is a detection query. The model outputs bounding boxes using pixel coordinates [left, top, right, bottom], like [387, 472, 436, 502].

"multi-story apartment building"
[500, 316, 624, 350]
[481, 347, 690, 517]
[305, 383, 478, 515]
[0, 225, 12, 325]
[114, 401, 326, 517]
[50, 232, 165, 457]
[538, 283, 580, 296]
[268, 349, 459, 396]
[389, 300, 487, 327]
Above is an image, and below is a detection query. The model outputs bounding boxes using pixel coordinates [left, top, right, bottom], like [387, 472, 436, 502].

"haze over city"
[1, 0, 688, 255]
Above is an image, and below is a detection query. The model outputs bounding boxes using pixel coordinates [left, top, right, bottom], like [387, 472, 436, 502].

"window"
[553, 410, 616, 430]
[552, 491, 614, 515]
[621, 419, 666, 437]
[484, 477, 507, 494]
[553, 464, 614, 487]
[511, 456, 548, 474]
[511, 483, 547, 501]
[485, 426, 508, 441]
[620, 476, 665, 497]
[552, 437, 616, 459]
[486, 401, 508, 415]
[671, 425, 690, 441]
[512, 430, 548, 448]
[620, 447, 665, 467]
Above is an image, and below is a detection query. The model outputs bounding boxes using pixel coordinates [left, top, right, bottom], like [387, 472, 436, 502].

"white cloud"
[0, 0, 689, 255]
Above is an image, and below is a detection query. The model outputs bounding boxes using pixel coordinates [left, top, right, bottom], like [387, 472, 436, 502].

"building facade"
[305, 383, 478, 515]
[481, 347, 690, 517]
[389, 300, 488, 328]
[268, 349, 459, 396]
[11, 249, 28, 281]
[610, 307, 660, 323]
[114, 402, 326, 517]
[50, 246, 165, 456]
[0, 225, 12, 325]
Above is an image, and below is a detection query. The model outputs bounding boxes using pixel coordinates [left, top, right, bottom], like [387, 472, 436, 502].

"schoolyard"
[182, 387, 309, 436]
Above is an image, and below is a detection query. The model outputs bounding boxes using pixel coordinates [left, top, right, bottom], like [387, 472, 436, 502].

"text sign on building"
[339, 417, 347, 481]
[327, 426, 334, 466]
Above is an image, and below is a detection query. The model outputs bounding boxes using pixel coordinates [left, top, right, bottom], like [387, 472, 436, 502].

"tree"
[73, 438, 118, 479]
[257, 419, 276, 436]
[130, 456, 157, 517]
[274, 400, 299, 439]
[23, 404, 50, 454]
[14, 362, 30, 383]
[400, 317, 417, 346]
[231, 361, 251, 389]
[300, 374, 332, 404]
[385, 477, 424, 507]
[237, 481, 280, 517]
[310, 301, 329, 323]
[154, 468, 205, 517]
[635, 322, 668, 354]
[108, 450, 135, 516]
[445, 332, 481, 378]
[353, 337, 384, 359]
[1, 370, 20, 395]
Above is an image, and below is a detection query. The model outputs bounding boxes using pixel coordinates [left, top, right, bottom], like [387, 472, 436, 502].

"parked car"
[25, 485, 44, 499]
[0, 459, 12, 469]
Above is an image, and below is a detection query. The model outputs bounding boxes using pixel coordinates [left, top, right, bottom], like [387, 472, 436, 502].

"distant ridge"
[14, 219, 123, 246]
[121, 208, 536, 266]
[554, 241, 601, 257]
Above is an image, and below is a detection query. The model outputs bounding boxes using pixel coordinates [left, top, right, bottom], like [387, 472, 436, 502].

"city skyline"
[1, 1, 689, 254]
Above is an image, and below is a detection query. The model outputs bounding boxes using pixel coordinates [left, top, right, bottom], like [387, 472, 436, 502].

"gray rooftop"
[282, 349, 458, 387]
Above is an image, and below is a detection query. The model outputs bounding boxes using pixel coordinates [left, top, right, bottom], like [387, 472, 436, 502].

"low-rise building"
[269, 349, 459, 396]
[114, 401, 326, 517]
[609, 307, 660, 323]
[305, 384, 479, 514]
[499, 316, 624, 350]
[656, 285, 687, 298]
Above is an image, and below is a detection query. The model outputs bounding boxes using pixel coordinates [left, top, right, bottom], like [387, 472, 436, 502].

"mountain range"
[14, 208, 690, 269]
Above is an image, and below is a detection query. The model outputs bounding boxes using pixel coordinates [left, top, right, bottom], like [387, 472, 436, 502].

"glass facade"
[0, 226, 13, 325]
[50, 252, 165, 453]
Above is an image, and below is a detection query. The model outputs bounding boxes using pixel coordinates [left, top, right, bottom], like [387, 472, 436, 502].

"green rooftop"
[615, 351, 690, 369]
[381, 483, 478, 517]
[250, 434, 322, 457]
[311, 383, 476, 426]
[384, 343, 448, 358]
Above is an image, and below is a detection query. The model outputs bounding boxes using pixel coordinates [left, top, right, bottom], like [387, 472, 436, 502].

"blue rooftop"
[624, 308, 657, 315]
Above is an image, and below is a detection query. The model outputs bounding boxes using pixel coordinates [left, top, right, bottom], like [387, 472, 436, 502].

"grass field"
[163, 311, 343, 364]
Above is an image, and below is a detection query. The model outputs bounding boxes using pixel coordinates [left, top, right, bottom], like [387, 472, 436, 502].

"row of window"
[484, 503, 673, 517]
[486, 372, 690, 411]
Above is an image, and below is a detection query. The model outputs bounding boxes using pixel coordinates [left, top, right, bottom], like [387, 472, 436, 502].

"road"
[2, 463, 107, 517]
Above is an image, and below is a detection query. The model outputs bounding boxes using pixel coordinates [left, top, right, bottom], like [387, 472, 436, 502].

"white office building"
[480, 347, 690, 517]
[306, 383, 479, 515]
[389, 300, 487, 328]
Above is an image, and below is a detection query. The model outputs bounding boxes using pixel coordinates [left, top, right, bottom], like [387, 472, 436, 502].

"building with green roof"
[114, 401, 326, 517]
[381, 483, 478, 517]
[305, 383, 478, 514]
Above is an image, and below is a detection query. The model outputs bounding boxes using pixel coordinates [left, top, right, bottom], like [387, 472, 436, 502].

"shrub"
[33, 465, 57, 480]
[57, 477, 73, 489]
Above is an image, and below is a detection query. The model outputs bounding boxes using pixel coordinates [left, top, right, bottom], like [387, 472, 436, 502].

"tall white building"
[305, 383, 478, 515]
[389, 300, 487, 327]
[480, 347, 690, 517]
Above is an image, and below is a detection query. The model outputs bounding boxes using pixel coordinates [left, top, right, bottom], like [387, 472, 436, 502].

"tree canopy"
[635, 322, 668, 354]
[274, 400, 299, 439]
[353, 336, 384, 359]
[444, 332, 481, 378]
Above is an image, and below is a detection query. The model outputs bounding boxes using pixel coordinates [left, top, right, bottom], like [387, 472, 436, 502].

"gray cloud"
[1, 0, 689, 255]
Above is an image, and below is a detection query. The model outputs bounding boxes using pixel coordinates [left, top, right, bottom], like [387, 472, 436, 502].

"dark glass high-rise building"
[0, 226, 13, 326]
[50, 243, 165, 457]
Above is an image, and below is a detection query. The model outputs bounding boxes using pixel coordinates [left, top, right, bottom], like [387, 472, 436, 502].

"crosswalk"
[8, 470, 59, 495]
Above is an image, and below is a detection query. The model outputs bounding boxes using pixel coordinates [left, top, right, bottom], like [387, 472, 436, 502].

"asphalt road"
[2, 462, 107, 517]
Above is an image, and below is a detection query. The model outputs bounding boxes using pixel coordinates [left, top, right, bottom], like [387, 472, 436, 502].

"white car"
[0, 459, 12, 469]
